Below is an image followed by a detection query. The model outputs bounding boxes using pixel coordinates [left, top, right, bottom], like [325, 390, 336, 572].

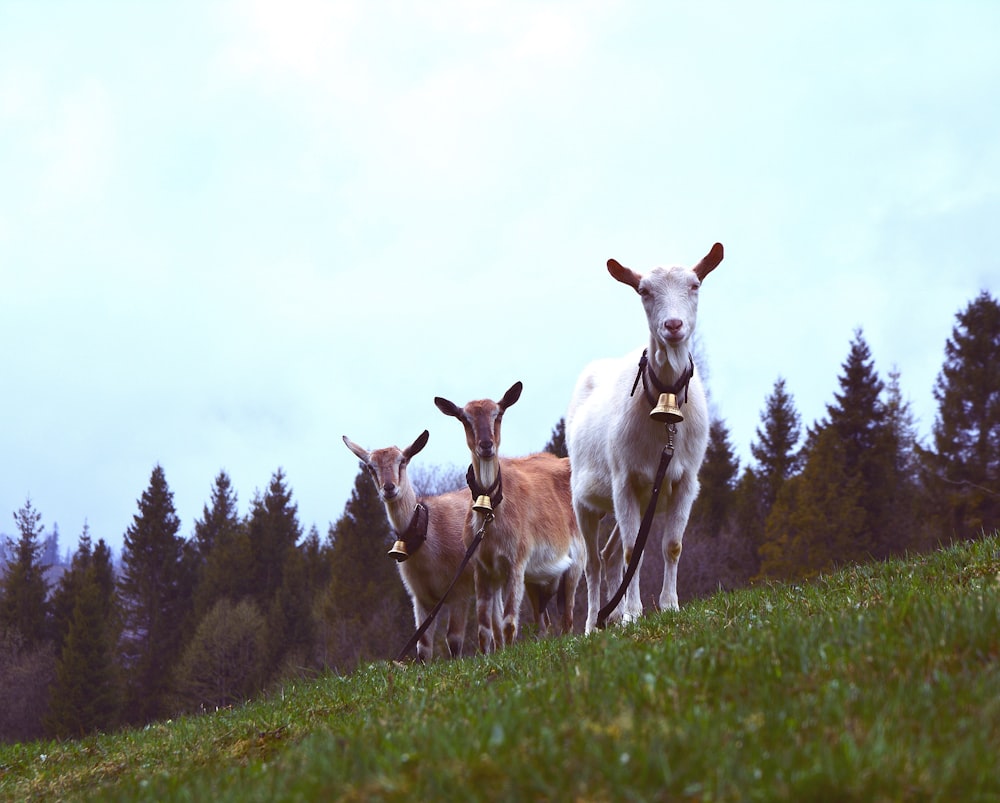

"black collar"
[393, 503, 428, 556]
[466, 464, 503, 509]
[631, 349, 694, 407]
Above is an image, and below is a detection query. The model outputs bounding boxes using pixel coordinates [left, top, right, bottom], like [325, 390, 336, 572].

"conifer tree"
[810, 330, 895, 558]
[750, 377, 803, 511]
[0, 498, 51, 648]
[46, 547, 122, 738]
[762, 331, 898, 577]
[183, 471, 242, 642]
[691, 418, 740, 535]
[544, 418, 568, 458]
[320, 469, 410, 670]
[926, 291, 1000, 537]
[118, 464, 186, 725]
[267, 544, 317, 672]
[820, 330, 886, 471]
[758, 426, 867, 579]
[246, 469, 301, 609]
[193, 471, 240, 561]
[195, 517, 255, 618]
[881, 369, 929, 551]
[736, 378, 802, 575]
[51, 525, 94, 653]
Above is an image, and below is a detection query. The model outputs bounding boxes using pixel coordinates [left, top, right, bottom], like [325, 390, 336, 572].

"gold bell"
[472, 494, 494, 514]
[650, 392, 684, 424]
[388, 540, 409, 562]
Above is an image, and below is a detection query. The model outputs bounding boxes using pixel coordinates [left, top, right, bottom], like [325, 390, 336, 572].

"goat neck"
[645, 338, 694, 400]
[382, 470, 420, 534]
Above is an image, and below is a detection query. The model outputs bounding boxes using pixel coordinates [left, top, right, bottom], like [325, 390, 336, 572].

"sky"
[1, 1, 998, 560]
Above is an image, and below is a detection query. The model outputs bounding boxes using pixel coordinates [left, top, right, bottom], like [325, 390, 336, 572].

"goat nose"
[478, 440, 495, 456]
[383, 482, 396, 496]
[664, 318, 683, 333]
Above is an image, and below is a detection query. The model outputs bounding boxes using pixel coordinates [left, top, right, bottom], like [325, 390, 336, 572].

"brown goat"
[435, 382, 585, 653]
[342, 430, 473, 662]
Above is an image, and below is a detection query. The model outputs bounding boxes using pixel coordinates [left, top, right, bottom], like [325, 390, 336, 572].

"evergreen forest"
[1, 290, 998, 744]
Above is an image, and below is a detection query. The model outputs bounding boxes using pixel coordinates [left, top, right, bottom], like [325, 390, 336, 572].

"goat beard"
[477, 456, 499, 490]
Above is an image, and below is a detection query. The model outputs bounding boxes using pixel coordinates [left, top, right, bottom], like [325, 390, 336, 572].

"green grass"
[3, 534, 999, 802]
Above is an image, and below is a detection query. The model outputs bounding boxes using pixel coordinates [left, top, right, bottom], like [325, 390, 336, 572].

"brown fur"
[343, 431, 473, 662]
[435, 384, 585, 653]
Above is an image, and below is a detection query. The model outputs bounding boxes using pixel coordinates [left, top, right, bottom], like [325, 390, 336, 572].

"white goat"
[566, 243, 724, 632]
[342, 430, 473, 662]
[435, 382, 586, 653]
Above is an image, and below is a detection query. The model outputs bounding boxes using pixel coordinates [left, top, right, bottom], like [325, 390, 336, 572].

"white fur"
[566, 243, 723, 632]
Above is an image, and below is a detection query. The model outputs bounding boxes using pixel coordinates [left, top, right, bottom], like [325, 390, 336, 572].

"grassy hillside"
[3, 534, 999, 802]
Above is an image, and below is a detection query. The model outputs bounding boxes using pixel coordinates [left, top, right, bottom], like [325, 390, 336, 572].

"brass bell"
[472, 494, 493, 514]
[388, 540, 409, 562]
[650, 392, 684, 424]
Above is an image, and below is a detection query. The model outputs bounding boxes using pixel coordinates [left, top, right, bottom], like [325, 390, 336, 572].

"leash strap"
[596, 443, 674, 629]
[394, 512, 493, 662]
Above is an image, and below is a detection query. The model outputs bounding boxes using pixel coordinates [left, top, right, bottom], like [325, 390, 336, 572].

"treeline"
[674, 290, 999, 599]
[1, 291, 998, 744]
[0, 463, 426, 743]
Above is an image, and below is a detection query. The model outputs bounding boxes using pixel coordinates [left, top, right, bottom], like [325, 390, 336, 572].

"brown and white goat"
[434, 382, 585, 653]
[342, 430, 473, 662]
[566, 243, 724, 632]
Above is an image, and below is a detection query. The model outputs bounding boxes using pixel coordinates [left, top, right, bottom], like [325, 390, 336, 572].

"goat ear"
[608, 258, 642, 291]
[404, 430, 430, 459]
[342, 435, 369, 463]
[434, 396, 463, 419]
[693, 242, 724, 280]
[499, 381, 523, 411]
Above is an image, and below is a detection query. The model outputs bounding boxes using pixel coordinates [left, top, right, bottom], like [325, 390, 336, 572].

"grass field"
[2, 533, 999, 802]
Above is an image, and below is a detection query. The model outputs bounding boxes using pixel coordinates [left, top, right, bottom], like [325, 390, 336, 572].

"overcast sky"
[2, 1, 997, 559]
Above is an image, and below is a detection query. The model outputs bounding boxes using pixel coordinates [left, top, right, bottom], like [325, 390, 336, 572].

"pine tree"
[758, 427, 867, 580]
[882, 369, 929, 552]
[246, 469, 302, 609]
[45, 548, 122, 738]
[51, 525, 93, 653]
[186, 472, 252, 624]
[192, 471, 241, 562]
[118, 465, 186, 725]
[544, 418, 568, 458]
[820, 330, 886, 473]
[809, 330, 895, 559]
[757, 333, 901, 578]
[736, 378, 802, 575]
[319, 469, 410, 670]
[267, 544, 317, 673]
[691, 418, 739, 535]
[195, 520, 256, 616]
[750, 377, 803, 511]
[0, 498, 51, 648]
[925, 291, 1000, 538]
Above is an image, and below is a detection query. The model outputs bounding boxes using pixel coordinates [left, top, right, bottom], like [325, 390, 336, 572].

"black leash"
[596, 441, 674, 629]
[598, 350, 688, 629]
[394, 511, 493, 662]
